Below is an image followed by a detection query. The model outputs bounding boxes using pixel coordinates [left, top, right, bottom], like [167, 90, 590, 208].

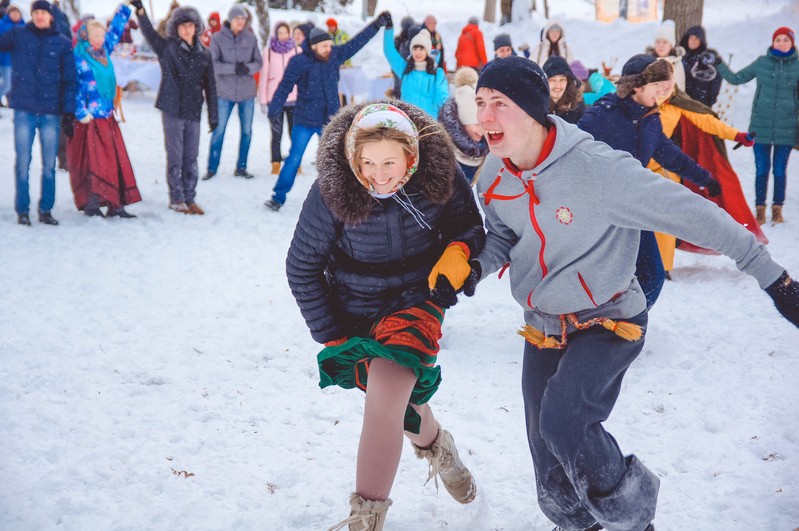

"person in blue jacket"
[383, 25, 448, 119]
[0, 0, 76, 226]
[578, 54, 721, 308]
[264, 12, 392, 211]
[0, 4, 23, 107]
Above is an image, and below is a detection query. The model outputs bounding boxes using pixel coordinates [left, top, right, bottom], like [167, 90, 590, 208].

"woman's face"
[277, 25, 290, 41]
[547, 28, 561, 43]
[293, 28, 304, 45]
[358, 140, 409, 195]
[411, 45, 428, 62]
[88, 26, 106, 50]
[773, 34, 793, 53]
[654, 38, 672, 57]
[687, 35, 701, 50]
[495, 45, 513, 58]
[632, 78, 675, 108]
[548, 75, 568, 102]
[8, 9, 20, 22]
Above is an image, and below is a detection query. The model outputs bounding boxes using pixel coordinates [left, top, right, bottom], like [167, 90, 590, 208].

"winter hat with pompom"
[654, 20, 676, 47]
[454, 66, 479, 88]
[410, 28, 432, 55]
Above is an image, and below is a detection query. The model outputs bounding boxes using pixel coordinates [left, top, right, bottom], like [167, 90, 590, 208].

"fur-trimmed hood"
[317, 100, 457, 225]
[167, 6, 204, 40]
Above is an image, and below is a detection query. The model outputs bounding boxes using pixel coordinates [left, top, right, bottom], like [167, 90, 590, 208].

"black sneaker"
[234, 168, 254, 179]
[38, 211, 59, 225]
[264, 199, 282, 211]
[17, 213, 31, 226]
[201, 170, 216, 181]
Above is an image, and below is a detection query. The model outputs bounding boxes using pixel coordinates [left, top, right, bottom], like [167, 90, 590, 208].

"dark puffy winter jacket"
[0, 21, 76, 115]
[0, 13, 24, 67]
[268, 20, 381, 129]
[578, 93, 713, 188]
[286, 101, 486, 344]
[138, 7, 217, 126]
[680, 26, 723, 108]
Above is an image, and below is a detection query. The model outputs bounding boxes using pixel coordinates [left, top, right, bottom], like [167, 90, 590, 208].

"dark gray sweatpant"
[521, 311, 659, 531]
[162, 113, 200, 204]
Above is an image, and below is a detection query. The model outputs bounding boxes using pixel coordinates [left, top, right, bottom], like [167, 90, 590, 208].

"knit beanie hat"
[542, 56, 575, 81]
[326, 17, 337, 29]
[308, 27, 332, 45]
[227, 5, 246, 20]
[773, 26, 795, 47]
[477, 55, 550, 125]
[622, 53, 657, 76]
[654, 20, 676, 47]
[410, 28, 432, 55]
[468, 16, 479, 25]
[569, 60, 589, 81]
[493, 33, 513, 51]
[30, 0, 52, 15]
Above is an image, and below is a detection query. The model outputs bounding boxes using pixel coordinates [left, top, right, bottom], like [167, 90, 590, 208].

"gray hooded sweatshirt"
[476, 115, 784, 336]
[210, 24, 262, 102]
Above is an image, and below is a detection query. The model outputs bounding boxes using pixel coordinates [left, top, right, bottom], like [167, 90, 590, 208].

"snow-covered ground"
[1, 0, 797, 529]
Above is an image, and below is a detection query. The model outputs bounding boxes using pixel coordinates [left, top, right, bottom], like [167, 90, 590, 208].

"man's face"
[32, 9, 53, 29]
[312, 40, 332, 60]
[495, 46, 512, 58]
[633, 78, 675, 108]
[230, 15, 246, 34]
[548, 75, 568, 102]
[476, 87, 540, 161]
[687, 35, 701, 51]
[177, 22, 195, 43]
[326, 24, 336, 34]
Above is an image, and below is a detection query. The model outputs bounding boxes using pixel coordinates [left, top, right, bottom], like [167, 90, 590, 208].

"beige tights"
[355, 358, 439, 501]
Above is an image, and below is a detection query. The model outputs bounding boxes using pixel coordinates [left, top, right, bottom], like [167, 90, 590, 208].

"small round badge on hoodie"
[555, 206, 573, 224]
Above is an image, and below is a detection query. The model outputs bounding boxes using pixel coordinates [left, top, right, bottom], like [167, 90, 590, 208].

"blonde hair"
[85, 19, 107, 35]
[352, 127, 416, 170]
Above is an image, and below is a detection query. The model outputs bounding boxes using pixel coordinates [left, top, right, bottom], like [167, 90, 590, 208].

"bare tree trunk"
[500, 0, 512, 24]
[253, 0, 270, 45]
[366, 0, 378, 16]
[484, 0, 497, 23]
[663, 0, 704, 44]
[543, 0, 549, 19]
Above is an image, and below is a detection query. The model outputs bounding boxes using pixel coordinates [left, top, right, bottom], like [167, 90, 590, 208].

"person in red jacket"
[199, 11, 219, 48]
[455, 16, 487, 71]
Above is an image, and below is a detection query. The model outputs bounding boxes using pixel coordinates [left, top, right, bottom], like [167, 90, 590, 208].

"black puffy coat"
[680, 26, 723, 107]
[286, 101, 486, 344]
[137, 7, 217, 126]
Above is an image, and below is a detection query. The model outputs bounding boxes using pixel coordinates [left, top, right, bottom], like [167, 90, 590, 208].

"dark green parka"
[717, 48, 799, 145]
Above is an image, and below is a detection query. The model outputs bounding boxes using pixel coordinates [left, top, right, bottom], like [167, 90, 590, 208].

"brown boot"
[755, 205, 766, 225]
[271, 162, 281, 175]
[772, 204, 784, 224]
[412, 424, 477, 504]
[328, 493, 391, 531]
[187, 202, 205, 215]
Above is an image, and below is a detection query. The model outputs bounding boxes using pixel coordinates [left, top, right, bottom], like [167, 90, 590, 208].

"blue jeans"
[522, 311, 658, 531]
[14, 110, 59, 214]
[753, 143, 792, 206]
[207, 98, 254, 173]
[0, 65, 11, 102]
[272, 124, 322, 205]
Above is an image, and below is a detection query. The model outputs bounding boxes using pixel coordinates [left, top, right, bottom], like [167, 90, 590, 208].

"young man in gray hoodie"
[429, 56, 799, 531]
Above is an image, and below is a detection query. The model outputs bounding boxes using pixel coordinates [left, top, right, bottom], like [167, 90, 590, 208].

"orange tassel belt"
[518, 313, 644, 350]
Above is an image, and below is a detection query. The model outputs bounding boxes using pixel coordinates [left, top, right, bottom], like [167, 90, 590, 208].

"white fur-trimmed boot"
[412, 424, 477, 504]
[328, 493, 392, 531]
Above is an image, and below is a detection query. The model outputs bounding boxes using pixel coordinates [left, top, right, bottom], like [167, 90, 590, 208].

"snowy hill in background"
[1, 0, 797, 530]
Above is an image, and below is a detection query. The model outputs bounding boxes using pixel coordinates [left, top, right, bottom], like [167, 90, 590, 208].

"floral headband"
[345, 103, 419, 197]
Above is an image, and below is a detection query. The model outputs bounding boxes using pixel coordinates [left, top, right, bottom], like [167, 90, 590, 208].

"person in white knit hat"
[382, 26, 449, 117]
[438, 66, 488, 183]
[646, 19, 686, 90]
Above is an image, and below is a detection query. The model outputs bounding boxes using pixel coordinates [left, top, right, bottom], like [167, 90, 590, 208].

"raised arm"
[104, 4, 132, 55]
[135, 6, 167, 57]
